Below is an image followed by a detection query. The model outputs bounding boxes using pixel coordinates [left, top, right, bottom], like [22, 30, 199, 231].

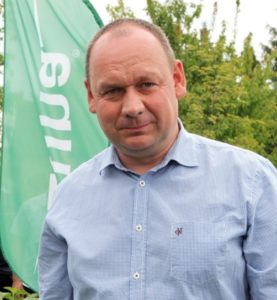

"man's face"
[85, 26, 186, 162]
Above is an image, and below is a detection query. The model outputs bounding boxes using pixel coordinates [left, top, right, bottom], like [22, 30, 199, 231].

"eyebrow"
[136, 74, 159, 82]
[96, 69, 163, 92]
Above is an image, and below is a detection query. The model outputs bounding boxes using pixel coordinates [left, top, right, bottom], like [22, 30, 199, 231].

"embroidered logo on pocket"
[170, 222, 227, 285]
[175, 227, 183, 236]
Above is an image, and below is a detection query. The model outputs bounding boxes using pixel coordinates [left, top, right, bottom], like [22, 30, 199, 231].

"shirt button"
[139, 180, 145, 187]
[136, 224, 143, 232]
[133, 272, 140, 280]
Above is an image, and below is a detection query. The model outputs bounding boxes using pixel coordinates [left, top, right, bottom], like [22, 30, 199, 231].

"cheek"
[149, 91, 178, 117]
[96, 102, 120, 125]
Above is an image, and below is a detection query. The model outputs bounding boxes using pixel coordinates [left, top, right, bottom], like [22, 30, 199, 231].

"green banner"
[0, 0, 107, 291]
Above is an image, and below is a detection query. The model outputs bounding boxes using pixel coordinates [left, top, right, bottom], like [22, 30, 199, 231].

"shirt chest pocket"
[170, 222, 227, 286]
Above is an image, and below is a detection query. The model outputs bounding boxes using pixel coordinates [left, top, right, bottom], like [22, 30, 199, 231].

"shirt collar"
[164, 120, 199, 168]
[98, 145, 125, 174]
[99, 119, 199, 174]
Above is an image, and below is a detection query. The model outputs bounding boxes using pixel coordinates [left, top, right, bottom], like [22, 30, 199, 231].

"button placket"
[130, 177, 148, 299]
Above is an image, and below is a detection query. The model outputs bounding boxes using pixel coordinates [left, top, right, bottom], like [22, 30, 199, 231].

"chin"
[133, 147, 163, 159]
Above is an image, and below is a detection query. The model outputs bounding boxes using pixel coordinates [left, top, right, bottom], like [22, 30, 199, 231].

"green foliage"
[0, 287, 39, 300]
[106, 0, 134, 20]
[107, 0, 277, 166]
[147, 0, 202, 58]
[262, 26, 277, 81]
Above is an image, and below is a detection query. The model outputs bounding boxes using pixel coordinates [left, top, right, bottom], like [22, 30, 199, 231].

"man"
[39, 19, 277, 299]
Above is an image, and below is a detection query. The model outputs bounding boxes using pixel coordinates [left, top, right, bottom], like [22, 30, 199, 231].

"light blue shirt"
[39, 124, 277, 300]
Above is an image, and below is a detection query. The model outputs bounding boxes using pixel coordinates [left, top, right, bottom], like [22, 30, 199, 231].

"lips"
[124, 123, 149, 130]
[117, 118, 153, 130]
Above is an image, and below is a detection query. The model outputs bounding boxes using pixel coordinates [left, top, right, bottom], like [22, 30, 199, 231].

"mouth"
[123, 122, 151, 131]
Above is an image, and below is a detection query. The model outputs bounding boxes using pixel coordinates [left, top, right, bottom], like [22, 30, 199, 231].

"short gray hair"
[85, 18, 176, 82]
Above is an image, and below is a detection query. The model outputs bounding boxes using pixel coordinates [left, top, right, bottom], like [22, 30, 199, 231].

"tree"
[262, 26, 277, 80]
[107, 0, 277, 166]
[106, 0, 135, 20]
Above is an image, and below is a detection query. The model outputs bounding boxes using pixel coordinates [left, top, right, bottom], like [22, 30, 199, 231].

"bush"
[0, 287, 39, 300]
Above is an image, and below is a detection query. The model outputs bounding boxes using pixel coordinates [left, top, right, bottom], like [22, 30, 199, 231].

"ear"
[173, 60, 186, 100]
[84, 79, 96, 113]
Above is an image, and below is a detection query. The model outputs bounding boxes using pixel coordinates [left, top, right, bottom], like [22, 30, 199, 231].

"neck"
[117, 152, 167, 175]
[116, 134, 178, 175]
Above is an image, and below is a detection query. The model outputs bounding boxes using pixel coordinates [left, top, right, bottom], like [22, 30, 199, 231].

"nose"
[121, 88, 145, 118]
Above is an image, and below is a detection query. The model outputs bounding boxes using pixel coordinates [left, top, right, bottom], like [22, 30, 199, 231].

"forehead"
[94, 24, 159, 49]
[104, 25, 137, 39]
[89, 27, 172, 90]
[89, 25, 169, 69]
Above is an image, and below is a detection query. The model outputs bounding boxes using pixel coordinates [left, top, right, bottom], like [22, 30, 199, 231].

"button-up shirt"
[39, 124, 277, 300]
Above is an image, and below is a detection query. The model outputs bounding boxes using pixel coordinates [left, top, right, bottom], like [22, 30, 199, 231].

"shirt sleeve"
[243, 158, 277, 299]
[38, 220, 73, 300]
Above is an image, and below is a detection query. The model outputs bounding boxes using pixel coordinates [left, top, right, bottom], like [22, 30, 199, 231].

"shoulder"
[62, 147, 110, 184]
[187, 132, 276, 204]
[184, 132, 277, 190]
[49, 147, 111, 208]
[189, 132, 271, 168]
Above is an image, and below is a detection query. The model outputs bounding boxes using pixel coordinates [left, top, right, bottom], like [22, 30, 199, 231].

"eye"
[107, 87, 121, 95]
[103, 87, 123, 98]
[140, 82, 155, 89]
